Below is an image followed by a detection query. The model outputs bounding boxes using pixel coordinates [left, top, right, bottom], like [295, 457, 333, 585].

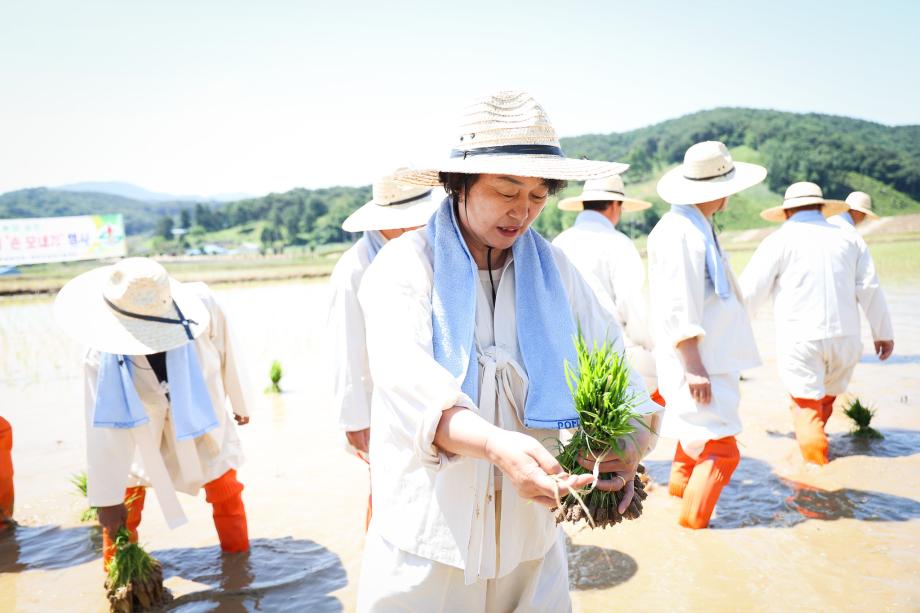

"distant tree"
[179, 208, 192, 230]
[155, 216, 174, 240]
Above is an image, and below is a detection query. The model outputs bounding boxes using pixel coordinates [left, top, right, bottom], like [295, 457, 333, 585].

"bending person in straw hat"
[648, 141, 765, 529]
[354, 90, 660, 611]
[829, 191, 880, 230]
[552, 175, 660, 402]
[55, 258, 254, 568]
[327, 171, 442, 530]
[740, 183, 894, 465]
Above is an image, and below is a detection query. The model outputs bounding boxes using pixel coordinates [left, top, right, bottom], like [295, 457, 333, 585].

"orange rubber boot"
[678, 436, 740, 530]
[650, 389, 666, 407]
[0, 417, 13, 527]
[820, 395, 836, 425]
[102, 486, 146, 568]
[791, 397, 829, 465]
[668, 442, 695, 498]
[204, 469, 249, 553]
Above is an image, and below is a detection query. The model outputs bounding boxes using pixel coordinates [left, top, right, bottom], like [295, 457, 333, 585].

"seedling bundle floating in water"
[105, 527, 168, 612]
[265, 359, 283, 394]
[554, 332, 650, 528]
[844, 397, 883, 439]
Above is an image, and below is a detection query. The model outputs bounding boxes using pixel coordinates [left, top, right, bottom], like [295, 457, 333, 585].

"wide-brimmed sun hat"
[558, 175, 652, 212]
[394, 90, 628, 186]
[760, 182, 849, 222]
[656, 141, 767, 205]
[342, 170, 445, 232]
[845, 191, 880, 219]
[54, 257, 210, 355]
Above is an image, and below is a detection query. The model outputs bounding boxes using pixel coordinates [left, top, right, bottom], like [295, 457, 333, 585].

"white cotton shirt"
[327, 235, 376, 432]
[739, 216, 894, 343]
[84, 283, 251, 510]
[552, 211, 657, 389]
[357, 228, 660, 585]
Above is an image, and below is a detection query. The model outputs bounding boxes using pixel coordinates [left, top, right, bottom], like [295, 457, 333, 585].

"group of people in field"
[0, 89, 894, 613]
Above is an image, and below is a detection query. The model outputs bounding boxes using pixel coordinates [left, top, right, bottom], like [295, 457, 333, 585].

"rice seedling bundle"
[844, 397, 883, 439]
[105, 527, 168, 612]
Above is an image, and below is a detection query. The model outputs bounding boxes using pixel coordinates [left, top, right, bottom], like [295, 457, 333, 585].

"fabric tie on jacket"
[364, 229, 387, 261]
[428, 197, 579, 429]
[670, 205, 730, 299]
[787, 209, 827, 224]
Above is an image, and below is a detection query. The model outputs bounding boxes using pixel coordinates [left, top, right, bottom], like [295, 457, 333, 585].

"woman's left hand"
[234, 414, 250, 426]
[577, 423, 650, 514]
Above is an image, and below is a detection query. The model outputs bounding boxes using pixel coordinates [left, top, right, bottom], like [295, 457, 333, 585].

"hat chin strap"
[103, 297, 197, 340]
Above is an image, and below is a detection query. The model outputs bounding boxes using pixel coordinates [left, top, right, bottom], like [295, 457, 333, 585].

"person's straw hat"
[54, 257, 210, 355]
[760, 182, 849, 222]
[342, 170, 445, 232]
[394, 90, 628, 186]
[845, 191, 880, 219]
[557, 175, 652, 212]
[656, 141, 767, 205]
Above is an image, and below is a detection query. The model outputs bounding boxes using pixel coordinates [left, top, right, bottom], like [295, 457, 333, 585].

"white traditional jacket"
[84, 284, 251, 527]
[739, 215, 894, 343]
[357, 229, 659, 584]
[327, 234, 376, 432]
[552, 211, 657, 389]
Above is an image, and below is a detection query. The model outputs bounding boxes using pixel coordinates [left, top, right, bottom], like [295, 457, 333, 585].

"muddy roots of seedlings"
[105, 528, 169, 612]
[553, 465, 648, 528]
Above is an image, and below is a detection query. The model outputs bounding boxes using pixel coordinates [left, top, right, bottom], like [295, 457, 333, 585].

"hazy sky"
[1, 1, 918, 197]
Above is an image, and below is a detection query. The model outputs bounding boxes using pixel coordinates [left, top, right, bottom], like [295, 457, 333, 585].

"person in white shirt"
[54, 257, 254, 568]
[829, 190, 879, 231]
[552, 175, 661, 400]
[648, 141, 766, 529]
[740, 183, 894, 465]
[355, 91, 661, 612]
[328, 172, 442, 529]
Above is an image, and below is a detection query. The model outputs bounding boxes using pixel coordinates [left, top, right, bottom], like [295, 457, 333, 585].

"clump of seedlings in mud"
[70, 471, 98, 522]
[106, 527, 168, 612]
[844, 397, 883, 439]
[554, 332, 650, 528]
[265, 359, 283, 394]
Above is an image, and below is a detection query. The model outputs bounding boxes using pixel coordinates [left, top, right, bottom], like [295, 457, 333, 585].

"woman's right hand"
[484, 429, 593, 508]
[97, 503, 126, 535]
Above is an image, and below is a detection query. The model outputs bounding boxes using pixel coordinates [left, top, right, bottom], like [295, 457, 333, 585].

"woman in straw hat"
[647, 140, 765, 529]
[354, 91, 660, 611]
[55, 257, 254, 567]
[829, 191, 880, 230]
[328, 171, 443, 530]
[552, 175, 661, 402]
[740, 182, 894, 465]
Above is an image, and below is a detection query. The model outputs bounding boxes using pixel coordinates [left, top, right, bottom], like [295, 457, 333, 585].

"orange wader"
[0, 416, 13, 528]
[102, 486, 147, 568]
[668, 436, 740, 529]
[791, 395, 835, 465]
[203, 469, 249, 553]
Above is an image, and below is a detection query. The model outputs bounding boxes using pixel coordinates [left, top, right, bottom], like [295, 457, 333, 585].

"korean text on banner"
[0, 214, 127, 266]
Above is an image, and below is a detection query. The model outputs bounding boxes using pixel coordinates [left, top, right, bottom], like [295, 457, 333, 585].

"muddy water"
[1, 282, 918, 611]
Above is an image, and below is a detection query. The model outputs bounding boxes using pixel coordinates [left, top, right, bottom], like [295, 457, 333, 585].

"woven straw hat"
[342, 170, 445, 232]
[394, 90, 628, 186]
[760, 182, 849, 222]
[656, 141, 767, 205]
[558, 175, 652, 212]
[845, 191, 880, 219]
[54, 257, 210, 355]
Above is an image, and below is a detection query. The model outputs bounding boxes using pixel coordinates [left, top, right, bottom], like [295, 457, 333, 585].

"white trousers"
[658, 367, 742, 458]
[776, 336, 863, 399]
[356, 526, 571, 613]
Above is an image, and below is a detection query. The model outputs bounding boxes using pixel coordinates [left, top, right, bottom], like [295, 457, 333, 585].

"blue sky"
[1, 1, 917, 196]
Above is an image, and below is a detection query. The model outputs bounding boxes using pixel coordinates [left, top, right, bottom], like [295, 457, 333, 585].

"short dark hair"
[438, 172, 566, 204]
[582, 200, 614, 212]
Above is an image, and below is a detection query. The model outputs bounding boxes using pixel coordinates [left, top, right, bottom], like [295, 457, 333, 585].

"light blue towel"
[787, 209, 827, 224]
[428, 197, 579, 429]
[93, 343, 219, 441]
[364, 230, 387, 261]
[670, 204, 731, 299]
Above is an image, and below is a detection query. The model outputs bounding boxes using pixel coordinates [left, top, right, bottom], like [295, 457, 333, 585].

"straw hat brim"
[656, 161, 767, 205]
[558, 190, 652, 213]
[54, 266, 210, 355]
[848, 204, 880, 219]
[394, 156, 629, 187]
[342, 190, 444, 232]
[760, 199, 849, 223]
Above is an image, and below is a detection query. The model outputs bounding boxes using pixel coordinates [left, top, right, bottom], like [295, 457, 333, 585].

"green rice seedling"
[554, 331, 652, 528]
[265, 359, 283, 394]
[105, 527, 167, 612]
[70, 471, 98, 523]
[844, 397, 883, 439]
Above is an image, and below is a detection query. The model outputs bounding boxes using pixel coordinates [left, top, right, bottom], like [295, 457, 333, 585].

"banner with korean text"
[0, 214, 127, 266]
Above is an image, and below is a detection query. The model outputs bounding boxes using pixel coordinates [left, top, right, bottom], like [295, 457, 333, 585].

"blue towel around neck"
[428, 197, 579, 429]
[670, 204, 731, 300]
[787, 209, 828, 224]
[364, 230, 387, 261]
[93, 342, 219, 441]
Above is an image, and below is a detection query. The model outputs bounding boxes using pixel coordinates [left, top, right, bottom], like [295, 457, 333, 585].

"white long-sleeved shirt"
[357, 228, 660, 584]
[84, 283, 251, 518]
[739, 215, 894, 343]
[327, 235, 376, 431]
[552, 211, 656, 387]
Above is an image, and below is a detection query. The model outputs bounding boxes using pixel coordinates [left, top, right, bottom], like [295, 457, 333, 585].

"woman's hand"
[485, 429, 594, 508]
[234, 414, 250, 426]
[97, 503, 126, 535]
[676, 337, 711, 405]
[346, 428, 370, 454]
[577, 423, 651, 514]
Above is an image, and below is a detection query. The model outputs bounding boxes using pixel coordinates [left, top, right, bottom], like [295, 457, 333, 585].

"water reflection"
[566, 536, 638, 591]
[0, 524, 101, 573]
[829, 429, 920, 459]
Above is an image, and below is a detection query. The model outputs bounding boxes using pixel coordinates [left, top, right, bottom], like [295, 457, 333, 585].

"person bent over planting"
[54, 257, 254, 568]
